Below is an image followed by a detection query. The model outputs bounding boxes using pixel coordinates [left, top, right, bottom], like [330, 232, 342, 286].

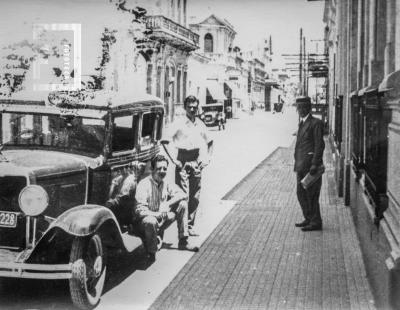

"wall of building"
[131, 0, 195, 122]
[323, 1, 400, 308]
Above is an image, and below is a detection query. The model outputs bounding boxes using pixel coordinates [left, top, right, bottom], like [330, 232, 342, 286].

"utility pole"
[299, 28, 303, 96]
[303, 36, 307, 96]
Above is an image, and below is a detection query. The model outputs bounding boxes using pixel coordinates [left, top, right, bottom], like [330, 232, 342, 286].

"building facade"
[133, 0, 199, 122]
[189, 15, 239, 117]
[323, 0, 400, 308]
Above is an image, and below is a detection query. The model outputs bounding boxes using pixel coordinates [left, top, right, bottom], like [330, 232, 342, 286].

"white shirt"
[163, 116, 211, 164]
[135, 175, 183, 217]
[300, 113, 310, 123]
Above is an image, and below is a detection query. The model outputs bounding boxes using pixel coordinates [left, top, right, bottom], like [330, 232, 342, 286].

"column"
[363, 0, 370, 86]
[385, 0, 396, 75]
[368, 0, 386, 86]
[183, 0, 187, 27]
[357, 0, 364, 89]
[396, 0, 400, 71]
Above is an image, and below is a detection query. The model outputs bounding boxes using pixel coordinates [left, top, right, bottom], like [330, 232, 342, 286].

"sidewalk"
[150, 139, 375, 310]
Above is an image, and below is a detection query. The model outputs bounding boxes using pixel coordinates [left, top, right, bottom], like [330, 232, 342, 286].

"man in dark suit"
[294, 96, 325, 231]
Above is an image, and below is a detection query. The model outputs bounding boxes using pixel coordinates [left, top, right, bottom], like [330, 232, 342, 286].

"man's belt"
[177, 148, 199, 162]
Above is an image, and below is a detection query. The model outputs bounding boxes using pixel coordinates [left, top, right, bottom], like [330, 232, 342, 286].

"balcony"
[145, 16, 199, 52]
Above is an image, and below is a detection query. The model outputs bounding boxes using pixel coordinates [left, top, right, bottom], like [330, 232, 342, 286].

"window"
[112, 115, 138, 153]
[1, 113, 105, 155]
[183, 71, 187, 100]
[177, 70, 181, 103]
[334, 96, 343, 152]
[146, 64, 153, 95]
[351, 95, 361, 169]
[363, 92, 389, 217]
[141, 112, 162, 147]
[156, 66, 162, 97]
[204, 33, 213, 53]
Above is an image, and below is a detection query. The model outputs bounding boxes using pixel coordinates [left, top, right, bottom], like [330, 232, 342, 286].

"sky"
[188, 0, 325, 59]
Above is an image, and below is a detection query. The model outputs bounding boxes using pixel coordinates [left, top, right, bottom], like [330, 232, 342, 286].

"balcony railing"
[145, 16, 199, 51]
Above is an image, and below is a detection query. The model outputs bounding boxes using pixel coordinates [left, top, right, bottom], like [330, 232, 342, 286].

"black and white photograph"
[0, 0, 396, 309]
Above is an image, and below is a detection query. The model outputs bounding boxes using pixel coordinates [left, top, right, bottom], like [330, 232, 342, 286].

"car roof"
[201, 103, 224, 107]
[0, 90, 164, 118]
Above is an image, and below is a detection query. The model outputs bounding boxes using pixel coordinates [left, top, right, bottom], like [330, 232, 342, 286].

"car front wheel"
[69, 234, 106, 310]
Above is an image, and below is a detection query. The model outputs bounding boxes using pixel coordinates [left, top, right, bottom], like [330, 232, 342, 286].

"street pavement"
[150, 126, 375, 310]
[97, 107, 300, 310]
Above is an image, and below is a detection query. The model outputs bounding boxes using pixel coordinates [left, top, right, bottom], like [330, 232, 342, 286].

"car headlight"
[18, 185, 49, 216]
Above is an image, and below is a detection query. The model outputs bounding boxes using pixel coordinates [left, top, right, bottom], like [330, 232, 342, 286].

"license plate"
[0, 211, 18, 228]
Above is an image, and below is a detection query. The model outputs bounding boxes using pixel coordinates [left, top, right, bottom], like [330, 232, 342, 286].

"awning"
[265, 79, 279, 87]
[206, 81, 226, 101]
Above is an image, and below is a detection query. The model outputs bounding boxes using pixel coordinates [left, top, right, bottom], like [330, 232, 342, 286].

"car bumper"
[0, 262, 72, 279]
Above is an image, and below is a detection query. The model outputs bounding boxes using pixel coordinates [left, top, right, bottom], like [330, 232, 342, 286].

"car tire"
[69, 234, 106, 310]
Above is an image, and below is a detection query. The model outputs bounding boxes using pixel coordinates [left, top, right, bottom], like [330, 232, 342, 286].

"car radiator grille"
[0, 176, 27, 249]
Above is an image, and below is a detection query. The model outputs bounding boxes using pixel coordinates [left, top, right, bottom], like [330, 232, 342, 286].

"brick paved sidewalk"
[150, 140, 375, 310]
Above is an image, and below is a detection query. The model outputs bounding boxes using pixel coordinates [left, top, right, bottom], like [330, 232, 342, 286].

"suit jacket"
[294, 115, 325, 173]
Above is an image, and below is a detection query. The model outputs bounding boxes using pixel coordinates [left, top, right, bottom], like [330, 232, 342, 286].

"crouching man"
[135, 154, 199, 261]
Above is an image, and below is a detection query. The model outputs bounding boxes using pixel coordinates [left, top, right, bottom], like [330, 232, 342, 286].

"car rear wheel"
[69, 234, 106, 310]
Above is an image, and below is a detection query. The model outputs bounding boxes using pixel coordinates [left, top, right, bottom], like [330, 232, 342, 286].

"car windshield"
[1, 112, 105, 156]
[202, 106, 222, 112]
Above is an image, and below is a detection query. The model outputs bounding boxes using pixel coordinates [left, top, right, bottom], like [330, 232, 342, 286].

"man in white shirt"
[162, 96, 212, 236]
[135, 155, 199, 261]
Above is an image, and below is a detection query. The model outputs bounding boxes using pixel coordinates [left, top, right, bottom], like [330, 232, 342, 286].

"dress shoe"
[295, 220, 309, 227]
[147, 252, 156, 262]
[178, 238, 199, 252]
[301, 224, 322, 232]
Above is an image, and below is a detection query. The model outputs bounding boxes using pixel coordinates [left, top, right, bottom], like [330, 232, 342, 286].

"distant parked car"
[0, 91, 164, 309]
[200, 103, 226, 127]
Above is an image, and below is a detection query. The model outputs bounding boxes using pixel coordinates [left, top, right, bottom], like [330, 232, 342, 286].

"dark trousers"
[175, 149, 202, 229]
[296, 171, 322, 226]
[139, 200, 189, 254]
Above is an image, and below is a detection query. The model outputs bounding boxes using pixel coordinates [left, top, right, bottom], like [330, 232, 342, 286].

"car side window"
[141, 112, 161, 147]
[112, 114, 139, 153]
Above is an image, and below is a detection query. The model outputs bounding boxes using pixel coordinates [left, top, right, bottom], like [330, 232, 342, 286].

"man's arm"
[165, 183, 186, 208]
[161, 121, 182, 168]
[198, 122, 213, 169]
[310, 119, 325, 174]
[161, 142, 182, 169]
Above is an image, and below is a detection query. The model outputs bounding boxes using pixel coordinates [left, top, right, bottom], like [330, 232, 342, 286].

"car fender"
[26, 205, 127, 264]
[49, 204, 119, 237]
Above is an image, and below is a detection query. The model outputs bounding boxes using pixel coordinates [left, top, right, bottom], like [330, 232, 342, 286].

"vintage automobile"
[0, 91, 164, 309]
[199, 103, 225, 127]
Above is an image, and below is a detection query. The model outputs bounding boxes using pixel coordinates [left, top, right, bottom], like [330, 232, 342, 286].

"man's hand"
[309, 165, 318, 175]
[174, 160, 183, 169]
[155, 212, 164, 221]
[166, 211, 175, 221]
[198, 161, 208, 170]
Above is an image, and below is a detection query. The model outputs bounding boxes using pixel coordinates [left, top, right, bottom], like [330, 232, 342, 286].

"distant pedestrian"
[226, 106, 232, 118]
[294, 96, 325, 231]
[217, 110, 225, 130]
[162, 95, 213, 237]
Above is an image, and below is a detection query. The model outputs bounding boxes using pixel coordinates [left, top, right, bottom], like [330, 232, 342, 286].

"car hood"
[0, 150, 98, 179]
